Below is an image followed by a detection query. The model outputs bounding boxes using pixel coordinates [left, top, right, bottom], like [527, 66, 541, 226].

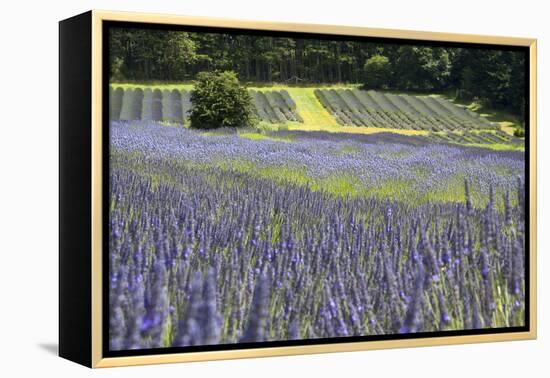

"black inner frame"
[102, 20, 531, 359]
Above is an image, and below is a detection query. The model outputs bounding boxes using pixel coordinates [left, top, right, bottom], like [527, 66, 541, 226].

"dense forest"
[109, 28, 526, 117]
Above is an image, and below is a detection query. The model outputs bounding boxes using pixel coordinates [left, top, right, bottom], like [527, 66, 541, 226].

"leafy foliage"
[392, 47, 451, 91]
[514, 127, 526, 138]
[109, 28, 197, 81]
[362, 55, 391, 89]
[189, 71, 257, 129]
[451, 49, 526, 117]
[109, 28, 526, 117]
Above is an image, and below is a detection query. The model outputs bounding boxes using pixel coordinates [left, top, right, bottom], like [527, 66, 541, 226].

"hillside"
[109, 83, 522, 150]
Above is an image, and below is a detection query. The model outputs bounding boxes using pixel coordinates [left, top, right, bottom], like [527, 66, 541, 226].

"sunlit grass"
[460, 142, 524, 152]
[111, 82, 194, 91]
[335, 145, 362, 155]
[110, 81, 522, 149]
[238, 131, 295, 143]
[447, 96, 522, 136]
[112, 146, 516, 213]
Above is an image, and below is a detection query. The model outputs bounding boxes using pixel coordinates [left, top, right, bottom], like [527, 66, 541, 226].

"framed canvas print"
[59, 10, 537, 368]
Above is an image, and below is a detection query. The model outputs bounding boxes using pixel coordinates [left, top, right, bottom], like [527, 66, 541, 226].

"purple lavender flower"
[240, 272, 271, 343]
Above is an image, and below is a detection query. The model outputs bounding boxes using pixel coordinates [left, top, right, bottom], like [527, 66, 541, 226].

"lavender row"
[109, 155, 525, 350]
[110, 121, 524, 207]
[110, 87, 303, 125]
[110, 87, 193, 124]
[315, 89, 500, 132]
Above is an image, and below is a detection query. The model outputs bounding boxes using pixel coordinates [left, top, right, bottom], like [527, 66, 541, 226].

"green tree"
[392, 46, 450, 91]
[189, 71, 257, 129]
[108, 28, 526, 118]
[109, 28, 197, 81]
[362, 55, 391, 89]
[508, 52, 526, 118]
[450, 49, 525, 116]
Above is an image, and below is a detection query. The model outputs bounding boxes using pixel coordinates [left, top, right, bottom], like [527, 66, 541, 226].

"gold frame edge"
[91, 10, 104, 368]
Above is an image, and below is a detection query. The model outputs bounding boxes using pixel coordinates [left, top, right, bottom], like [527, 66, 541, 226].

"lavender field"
[109, 121, 525, 351]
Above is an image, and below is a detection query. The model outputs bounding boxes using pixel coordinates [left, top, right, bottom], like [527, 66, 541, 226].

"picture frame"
[59, 10, 537, 368]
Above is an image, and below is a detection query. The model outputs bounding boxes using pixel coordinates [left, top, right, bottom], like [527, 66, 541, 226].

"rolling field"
[103, 27, 528, 354]
[313, 88, 495, 130]
[109, 84, 522, 150]
[108, 120, 525, 350]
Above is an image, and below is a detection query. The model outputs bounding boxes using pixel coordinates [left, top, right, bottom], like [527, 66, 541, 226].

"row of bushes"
[110, 72, 306, 129]
[314, 88, 499, 132]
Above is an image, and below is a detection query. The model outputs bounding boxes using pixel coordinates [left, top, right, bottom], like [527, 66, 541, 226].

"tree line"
[109, 28, 526, 117]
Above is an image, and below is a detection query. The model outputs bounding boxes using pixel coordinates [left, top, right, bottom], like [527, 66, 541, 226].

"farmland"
[108, 118, 525, 350]
[109, 84, 522, 150]
[106, 27, 527, 353]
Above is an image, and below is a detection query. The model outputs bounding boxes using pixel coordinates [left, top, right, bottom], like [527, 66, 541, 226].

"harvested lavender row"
[109, 87, 124, 121]
[110, 87, 303, 125]
[315, 89, 500, 131]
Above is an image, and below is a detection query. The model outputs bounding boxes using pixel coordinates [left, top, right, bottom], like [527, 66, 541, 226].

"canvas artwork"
[107, 24, 527, 354]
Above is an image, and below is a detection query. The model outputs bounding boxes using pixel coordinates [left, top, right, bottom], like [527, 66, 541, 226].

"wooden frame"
[59, 10, 537, 368]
